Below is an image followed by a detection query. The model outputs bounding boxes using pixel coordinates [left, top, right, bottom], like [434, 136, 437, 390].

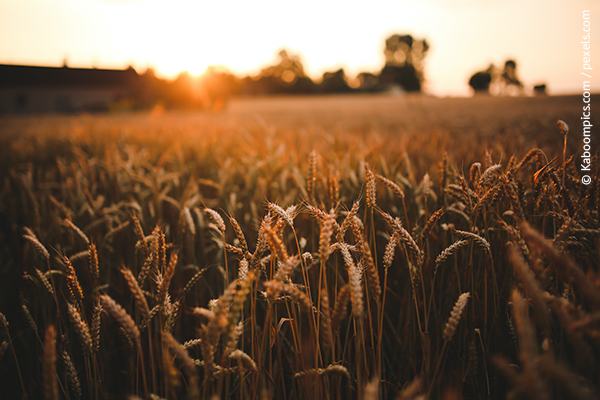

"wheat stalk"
[67, 303, 92, 354]
[331, 284, 352, 328]
[263, 280, 312, 313]
[63, 218, 89, 245]
[182, 206, 196, 235]
[229, 216, 249, 257]
[319, 209, 336, 262]
[329, 174, 339, 206]
[478, 164, 502, 186]
[319, 288, 333, 356]
[294, 364, 350, 379]
[453, 229, 491, 256]
[131, 214, 148, 257]
[153, 225, 166, 273]
[228, 349, 257, 372]
[521, 222, 600, 307]
[91, 301, 102, 353]
[100, 295, 140, 347]
[157, 251, 178, 309]
[263, 224, 288, 262]
[103, 221, 130, 246]
[182, 267, 209, 296]
[121, 267, 150, 320]
[35, 268, 55, 296]
[23, 230, 49, 260]
[420, 207, 445, 242]
[59, 346, 81, 400]
[62, 255, 84, 303]
[507, 244, 551, 339]
[376, 174, 405, 200]
[43, 325, 58, 400]
[164, 332, 199, 397]
[435, 239, 469, 275]
[204, 208, 226, 234]
[443, 292, 470, 341]
[307, 150, 317, 200]
[365, 163, 377, 208]
[0, 313, 9, 340]
[469, 163, 482, 185]
[268, 202, 295, 228]
[274, 255, 298, 282]
[339, 200, 361, 239]
[137, 250, 155, 288]
[361, 238, 381, 302]
[347, 260, 364, 319]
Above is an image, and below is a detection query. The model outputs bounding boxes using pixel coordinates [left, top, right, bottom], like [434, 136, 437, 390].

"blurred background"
[0, 0, 598, 112]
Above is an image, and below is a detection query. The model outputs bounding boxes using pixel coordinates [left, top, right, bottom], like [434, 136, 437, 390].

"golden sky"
[0, 0, 598, 96]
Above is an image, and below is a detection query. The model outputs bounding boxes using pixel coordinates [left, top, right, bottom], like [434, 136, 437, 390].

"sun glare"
[158, 54, 208, 78]
[125, 1, 292, 80]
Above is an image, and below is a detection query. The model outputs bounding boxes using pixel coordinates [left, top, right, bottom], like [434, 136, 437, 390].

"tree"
[356, 72, 378, 91]
[378, 34, 429, 92]
[198, 66, 240, 109]
[468, 60, 525, 96]
[468, 64, 494, 94]
[499, 60, 524, 95]
[533, 83, 547, 96]
[319, 69, 351, 93]
[251, 50, 316, 94]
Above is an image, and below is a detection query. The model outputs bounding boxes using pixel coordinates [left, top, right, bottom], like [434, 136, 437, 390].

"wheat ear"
[164, 333, 199, 398]
[157, 251, 178, 309]
[361, 238, 381, 302]
[67, 303, 92, 354]
[319, 209, 336, 262]
[23, 230, 50, 260]
[64, 218, 89, 245]
[63, 255, 84, 303]
[294, 364, 350, 379]
[307, 150, 317, 200]
[365, 163, 377, 208]
[59, 346, 81, 400]
[331, 284, 352, 329]
[100, 295, 140, 347]
[121, 267, 150, 320]
[204, 208, 226, 234]
[443, 292, 470, 342]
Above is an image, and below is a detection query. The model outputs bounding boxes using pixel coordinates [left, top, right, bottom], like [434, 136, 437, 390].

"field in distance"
[0, 93, 598, 400]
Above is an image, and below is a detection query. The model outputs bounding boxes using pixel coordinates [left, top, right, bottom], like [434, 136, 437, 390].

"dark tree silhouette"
[319, 69, 351, 93]
[469, 72, 492, 93]
[469, 60, 525, 96]
[357, 72, 379, 91]
[378, 34, 429, 92]
[252, 50, 316, 94]
[533, 83, 547, 96]
[500, 59, 524, 95]
[468, 64, 494, 94]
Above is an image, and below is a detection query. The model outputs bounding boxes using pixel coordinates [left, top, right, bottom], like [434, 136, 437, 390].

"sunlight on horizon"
[1, 0, 599, 95]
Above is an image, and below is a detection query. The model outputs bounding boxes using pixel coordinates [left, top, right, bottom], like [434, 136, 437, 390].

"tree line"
[130, 34, 545, 110]
[134, 34, 429, 109]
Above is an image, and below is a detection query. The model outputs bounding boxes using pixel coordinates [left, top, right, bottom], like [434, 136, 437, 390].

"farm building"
[0, 64, 141, 114]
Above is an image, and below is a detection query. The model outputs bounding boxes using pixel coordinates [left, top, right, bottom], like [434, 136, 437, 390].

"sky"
[0, 0, 598, 96]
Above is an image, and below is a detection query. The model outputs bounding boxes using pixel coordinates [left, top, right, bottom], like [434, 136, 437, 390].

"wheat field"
[0, 94, 598, 400]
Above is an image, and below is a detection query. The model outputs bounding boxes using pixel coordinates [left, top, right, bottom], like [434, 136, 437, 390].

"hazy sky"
[1, 0, 598, 96]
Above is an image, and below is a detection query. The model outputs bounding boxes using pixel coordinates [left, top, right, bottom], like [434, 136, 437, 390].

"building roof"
[0, 64, 140, 88]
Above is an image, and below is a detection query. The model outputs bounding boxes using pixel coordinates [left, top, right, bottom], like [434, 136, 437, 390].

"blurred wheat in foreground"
[0, 96, 599, 400]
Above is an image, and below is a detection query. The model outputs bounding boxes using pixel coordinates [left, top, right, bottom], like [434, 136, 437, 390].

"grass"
[0, 94, 598, 400]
